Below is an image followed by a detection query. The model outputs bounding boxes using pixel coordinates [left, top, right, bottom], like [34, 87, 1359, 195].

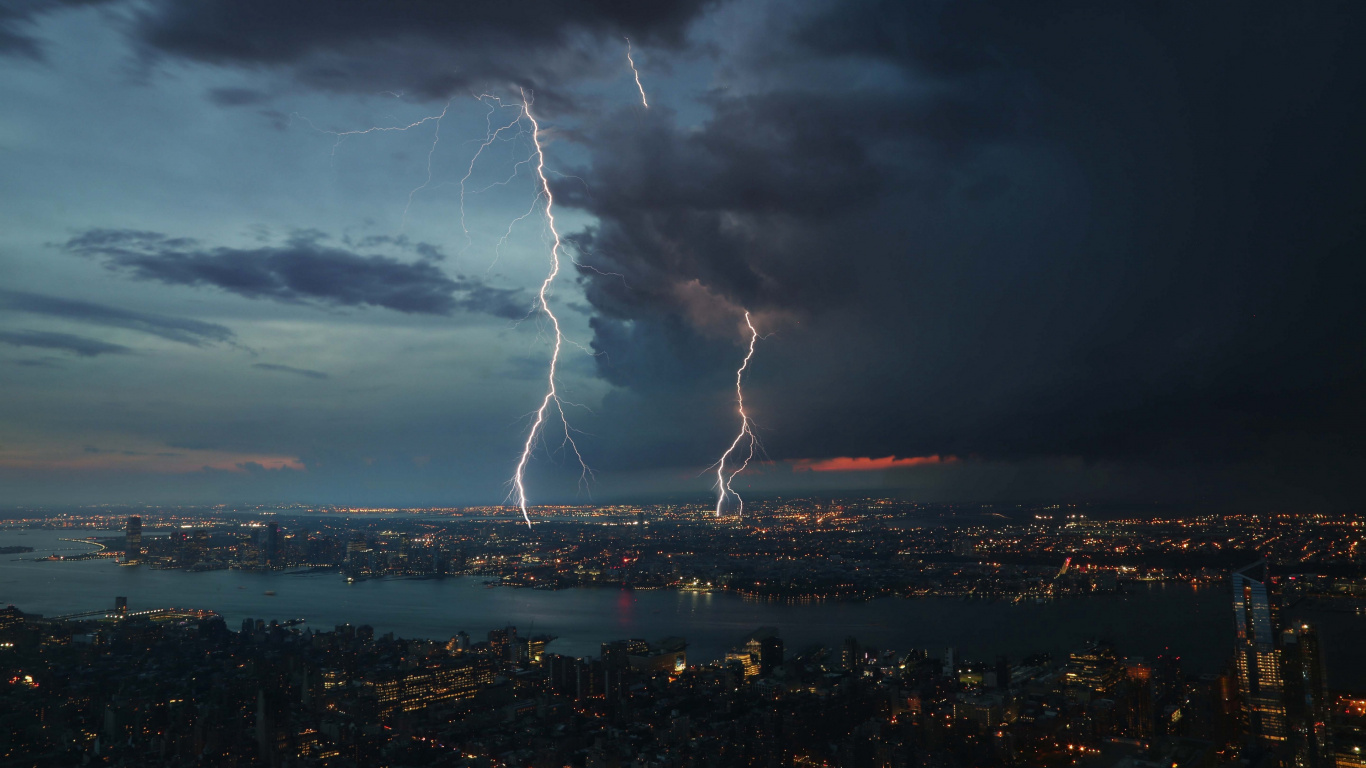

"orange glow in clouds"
[793, 455, 958, 472]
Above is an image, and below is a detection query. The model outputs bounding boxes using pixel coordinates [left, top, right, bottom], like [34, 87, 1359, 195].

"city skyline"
[3, 507, 1366, 765]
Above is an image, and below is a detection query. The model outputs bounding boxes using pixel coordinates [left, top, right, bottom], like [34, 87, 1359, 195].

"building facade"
[1232, 561, 1288, 743]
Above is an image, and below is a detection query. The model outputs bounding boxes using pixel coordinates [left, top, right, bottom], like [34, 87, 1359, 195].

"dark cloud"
[0, 0, 116, 60]
[120, 0, 721, 100]
[5, 0, 721, 105]
[560, 89, 990, 335]
[0, 289, 233, 345]
[62, 229, 527, 318]
[253, 362, 327, 380]
[205, 86, 269, 106]
[0, 330, 131, 356]
[565, 0, 1366, 506]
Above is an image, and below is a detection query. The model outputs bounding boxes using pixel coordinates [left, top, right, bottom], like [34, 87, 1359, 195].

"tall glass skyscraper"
[124, 515, 142, 565]
[1233, 560, 1288, 743]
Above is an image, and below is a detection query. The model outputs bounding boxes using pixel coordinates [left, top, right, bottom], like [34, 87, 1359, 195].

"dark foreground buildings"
[0, 557, 1363, 767]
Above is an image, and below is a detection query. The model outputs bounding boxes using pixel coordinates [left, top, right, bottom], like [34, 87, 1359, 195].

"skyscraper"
[264, 522, 279, 568]
[489, 626, 516, 661]
[1284, 623, 1332, 767]
[1232, 560, 1288, 743]
[841, 636, 860, 671]
[124, 516, 142, 565]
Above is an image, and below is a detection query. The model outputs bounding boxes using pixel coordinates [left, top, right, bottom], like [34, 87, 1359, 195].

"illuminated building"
[1334, 696, 1366, 768]
[725, 639, 761, 680]
[124, 516, 142, 565]
[726, 649, 760, 679]
[345, 536, 366, 572]
[630, 638, 688, 674]
[0, 605, 23, 635]
[601, 638, 650, 670]
[372, 656, 495, 720]
[1232, 560, 1288, 743]
[602, 637, 685, 674]
[488, 626, 515, 661]
[526, 635, 550, 665]
[1064, 640, 1123, 699]
[321, 668, 346, 691]
[743, 628, 784, 676]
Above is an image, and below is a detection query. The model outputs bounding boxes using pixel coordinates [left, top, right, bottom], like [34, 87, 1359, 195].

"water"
[0, 529, 1232, 672]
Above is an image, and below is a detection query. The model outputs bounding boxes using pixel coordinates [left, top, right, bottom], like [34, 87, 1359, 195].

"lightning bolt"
[401, 100, 452, 230]
[510, 89, 591, 528]
[292, 100, 453, 231]
[296, 90, 624, 528]
[460, 96, 528, 257]
[713, 311, 760, 517]
[625, 38, 649, 108]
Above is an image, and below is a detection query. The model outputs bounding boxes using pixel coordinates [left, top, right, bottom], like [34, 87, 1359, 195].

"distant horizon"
[0, 497, 1328, 521]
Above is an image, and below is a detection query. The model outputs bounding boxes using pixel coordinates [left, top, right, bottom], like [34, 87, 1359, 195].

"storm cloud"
[62, 229, 528, 319]
[4, 0, 722, 102]
[562, 0, 1366, 504]
[4, 0, 1364, 509]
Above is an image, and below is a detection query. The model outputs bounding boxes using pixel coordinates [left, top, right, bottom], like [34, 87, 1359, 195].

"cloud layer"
[562, 0, 1366, 505]
[63, 229, 527, 318]
[0, 329, 131, 356]
[4, 0, 722, 102]
[0, 289, 234, 345]
[3, 0, 1364, 509]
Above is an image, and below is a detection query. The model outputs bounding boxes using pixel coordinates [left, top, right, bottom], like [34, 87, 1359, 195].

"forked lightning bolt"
[298, 92, 594, 528]
[292, 100, 453, 230]
[714, 312, 760, 517]
[625, 38, 649, 108]
[510, 89, 591, 528]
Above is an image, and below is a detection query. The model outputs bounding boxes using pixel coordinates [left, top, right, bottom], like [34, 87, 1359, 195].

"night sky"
[2, 1, 1363, 510]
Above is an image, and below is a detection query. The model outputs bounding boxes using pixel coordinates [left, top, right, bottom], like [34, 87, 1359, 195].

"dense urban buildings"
[0, 558, 1356, 768]
[2, 502, 1366, 766]
[8, 502, 1366, 602]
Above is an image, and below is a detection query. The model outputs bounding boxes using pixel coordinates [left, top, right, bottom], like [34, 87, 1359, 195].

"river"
[0, 528, 1235, 673]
